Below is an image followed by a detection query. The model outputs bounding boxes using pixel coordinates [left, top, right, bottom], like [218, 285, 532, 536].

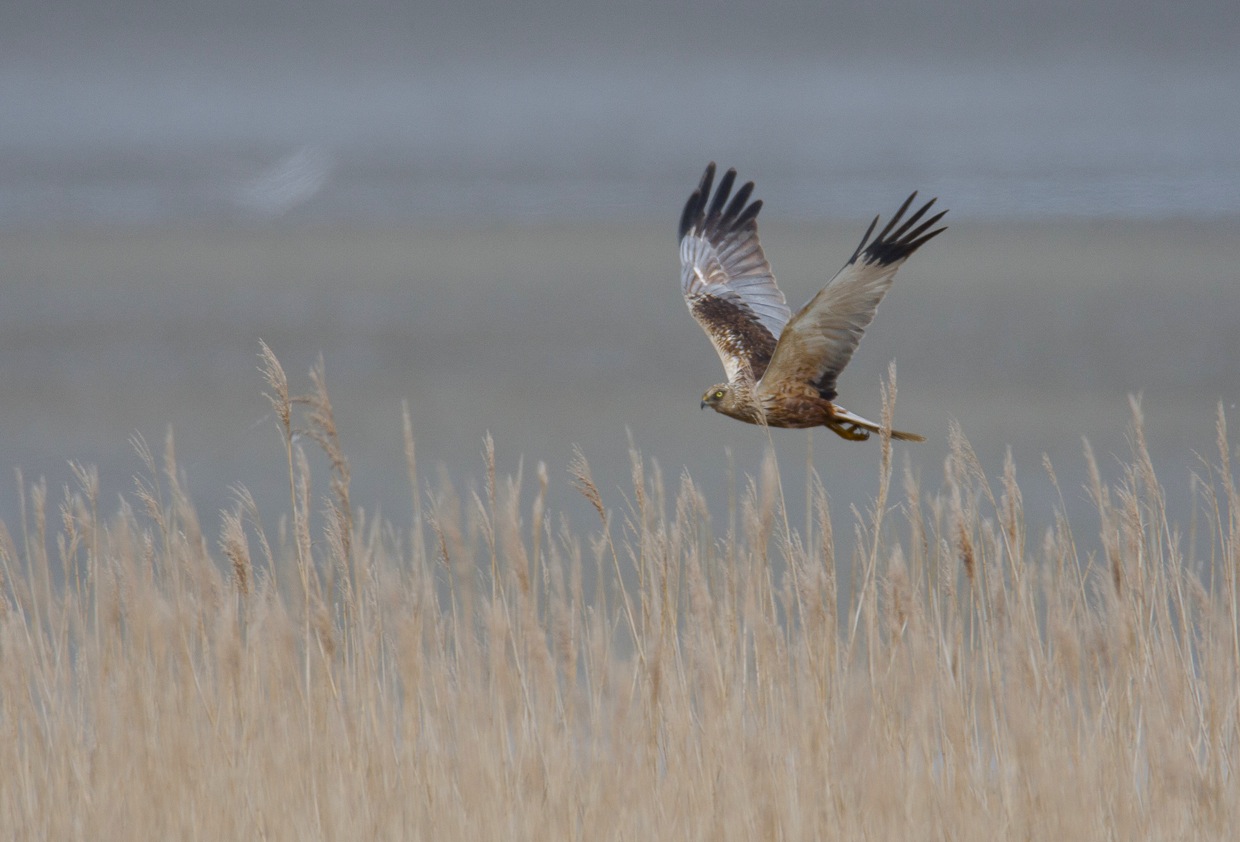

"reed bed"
[1, 348, 1238, 840]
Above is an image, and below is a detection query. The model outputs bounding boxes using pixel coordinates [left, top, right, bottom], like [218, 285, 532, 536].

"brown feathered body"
[680, 163, 945, 443]
[701, 378, 924, 441]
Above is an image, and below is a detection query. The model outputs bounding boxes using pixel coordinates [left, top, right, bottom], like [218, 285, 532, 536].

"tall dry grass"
[1, 349, 1238, 839]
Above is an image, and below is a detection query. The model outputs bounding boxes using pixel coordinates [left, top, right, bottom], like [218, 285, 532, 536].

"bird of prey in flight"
[679, 163, 945, 442]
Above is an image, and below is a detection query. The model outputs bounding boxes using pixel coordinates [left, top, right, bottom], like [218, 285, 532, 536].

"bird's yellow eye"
[714, 390, 725, 400]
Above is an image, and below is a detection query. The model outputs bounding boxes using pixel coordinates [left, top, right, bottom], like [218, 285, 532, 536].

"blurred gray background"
[1, 1, 1238, 548]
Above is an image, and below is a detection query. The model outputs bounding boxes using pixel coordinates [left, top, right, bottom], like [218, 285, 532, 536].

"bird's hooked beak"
[700, 399, 707, 410]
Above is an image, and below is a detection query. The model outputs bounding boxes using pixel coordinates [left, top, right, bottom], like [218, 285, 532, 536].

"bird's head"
[700, 385, 730, 411]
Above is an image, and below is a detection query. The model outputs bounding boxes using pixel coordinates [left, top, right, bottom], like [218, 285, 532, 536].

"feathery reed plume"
[301, 357, 358, 631]
[0, 520, 12, 621]
[947, 422, 977, 590]
[401, 399, 422, 535]
[220, 506, 252, 599]
[259, 339, 291, 431]
[569, 444, 644, 666]
[569, 445, 604, 523]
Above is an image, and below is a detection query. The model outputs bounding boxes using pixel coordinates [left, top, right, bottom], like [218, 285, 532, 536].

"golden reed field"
[2, 346, 1239, 839]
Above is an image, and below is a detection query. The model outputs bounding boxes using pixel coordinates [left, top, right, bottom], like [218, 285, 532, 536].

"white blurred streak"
[231, 146, 333, 217]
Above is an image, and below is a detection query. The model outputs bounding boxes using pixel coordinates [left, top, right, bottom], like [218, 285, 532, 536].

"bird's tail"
[828, 406, 925, 443]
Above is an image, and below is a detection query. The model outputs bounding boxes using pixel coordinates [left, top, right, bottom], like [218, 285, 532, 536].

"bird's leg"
[828, 421, 871, 442]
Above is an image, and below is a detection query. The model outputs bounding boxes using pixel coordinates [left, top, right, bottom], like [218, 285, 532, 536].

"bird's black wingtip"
[679, 162, 764, 241]
[850, 194, 949, 266]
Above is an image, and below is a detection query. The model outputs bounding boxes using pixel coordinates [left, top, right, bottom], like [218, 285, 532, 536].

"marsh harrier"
[680, 164, 945, 442]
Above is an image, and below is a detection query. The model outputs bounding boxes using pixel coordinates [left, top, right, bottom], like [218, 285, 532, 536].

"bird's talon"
[829, 422, 870, 441]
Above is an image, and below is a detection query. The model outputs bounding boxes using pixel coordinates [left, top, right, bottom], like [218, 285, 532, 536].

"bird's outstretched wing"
[680, 163, 791, 383]
[759, 192, 947, 400]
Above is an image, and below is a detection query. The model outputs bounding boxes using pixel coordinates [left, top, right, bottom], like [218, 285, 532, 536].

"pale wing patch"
[762, 259, 902, 399]
[759, 193, 946, 400]
[680, 233, 789, 340]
